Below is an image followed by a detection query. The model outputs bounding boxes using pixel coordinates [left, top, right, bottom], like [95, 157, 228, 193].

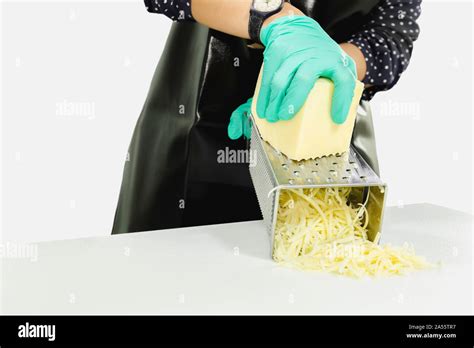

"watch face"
[253, 0, 283, 12]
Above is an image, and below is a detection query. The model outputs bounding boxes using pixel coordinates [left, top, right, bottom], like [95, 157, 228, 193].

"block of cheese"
[251, 68, 364, 161]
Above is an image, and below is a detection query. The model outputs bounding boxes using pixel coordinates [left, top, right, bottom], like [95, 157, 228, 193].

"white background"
[1, 0, 473, 243]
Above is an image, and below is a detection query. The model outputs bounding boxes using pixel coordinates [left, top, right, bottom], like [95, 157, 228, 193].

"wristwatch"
[249, 0, 285, 44]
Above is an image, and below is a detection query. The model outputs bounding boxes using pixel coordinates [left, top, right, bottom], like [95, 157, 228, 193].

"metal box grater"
[248, 114, 387, 259]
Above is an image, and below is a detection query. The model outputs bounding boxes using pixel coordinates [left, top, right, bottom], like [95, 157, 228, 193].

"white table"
[1, 204, 472, 315]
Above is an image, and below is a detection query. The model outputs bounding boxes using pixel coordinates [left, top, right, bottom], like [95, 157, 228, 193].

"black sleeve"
[348, 0, 422, 100]
[144, 0, 194, 21]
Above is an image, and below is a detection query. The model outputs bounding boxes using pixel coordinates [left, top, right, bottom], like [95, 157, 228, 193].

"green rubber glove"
[228, 98, 253, 140]
[258, 15, 357, 124]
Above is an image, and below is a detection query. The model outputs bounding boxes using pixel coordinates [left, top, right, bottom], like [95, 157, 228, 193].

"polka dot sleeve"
[348, 0, 422, 100]
[144, 0, 194, 21]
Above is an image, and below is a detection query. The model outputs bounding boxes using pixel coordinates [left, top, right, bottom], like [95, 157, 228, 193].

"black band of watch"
[249, 0, 285, 45]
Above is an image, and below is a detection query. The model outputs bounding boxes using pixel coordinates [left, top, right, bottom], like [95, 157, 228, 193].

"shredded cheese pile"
[273, 188, 431, 277]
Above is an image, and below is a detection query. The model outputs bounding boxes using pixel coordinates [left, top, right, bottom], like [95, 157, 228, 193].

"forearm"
[191, 1, 303, 39]
[340, 42, 367, 82]
[192, 1, 366, 82]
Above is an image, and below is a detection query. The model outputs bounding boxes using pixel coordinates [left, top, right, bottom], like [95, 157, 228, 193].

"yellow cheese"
[251, 68, 364, 161]
[274, 188, 432, 277]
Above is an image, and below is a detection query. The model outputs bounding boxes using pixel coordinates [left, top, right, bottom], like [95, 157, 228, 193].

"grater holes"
[249, 123, 385, 245]
[348, 159, 359, 169]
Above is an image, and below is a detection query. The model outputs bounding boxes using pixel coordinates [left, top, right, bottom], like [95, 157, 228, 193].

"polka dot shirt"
[144, 0, 193, 21]
[348, 0, 422, 100]
[144, 0, 422, 101]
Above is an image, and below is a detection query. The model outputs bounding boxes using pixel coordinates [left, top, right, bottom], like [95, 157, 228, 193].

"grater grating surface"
[248, 113, 387, 258]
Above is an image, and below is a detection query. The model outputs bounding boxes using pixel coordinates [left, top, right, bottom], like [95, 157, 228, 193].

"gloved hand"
[227, 98, 253, 140]
[257, 15, 357, 124]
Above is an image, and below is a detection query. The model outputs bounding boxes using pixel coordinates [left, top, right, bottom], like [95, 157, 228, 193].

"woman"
[112, 0, 421, 234]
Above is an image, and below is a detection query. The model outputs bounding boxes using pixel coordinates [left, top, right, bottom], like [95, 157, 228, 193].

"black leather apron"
[112, 0, 381, 234]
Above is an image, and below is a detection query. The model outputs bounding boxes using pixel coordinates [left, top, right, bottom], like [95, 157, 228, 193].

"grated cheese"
[273, 188, 432, 277]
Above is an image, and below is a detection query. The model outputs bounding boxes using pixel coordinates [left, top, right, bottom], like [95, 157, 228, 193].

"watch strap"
[248, 1, 284, 44]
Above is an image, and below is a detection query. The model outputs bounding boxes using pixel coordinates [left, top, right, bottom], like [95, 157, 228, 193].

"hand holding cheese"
[258, 15, 358, 124]
[252, 68, 364, 160]
[228, 98, 253, 140]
